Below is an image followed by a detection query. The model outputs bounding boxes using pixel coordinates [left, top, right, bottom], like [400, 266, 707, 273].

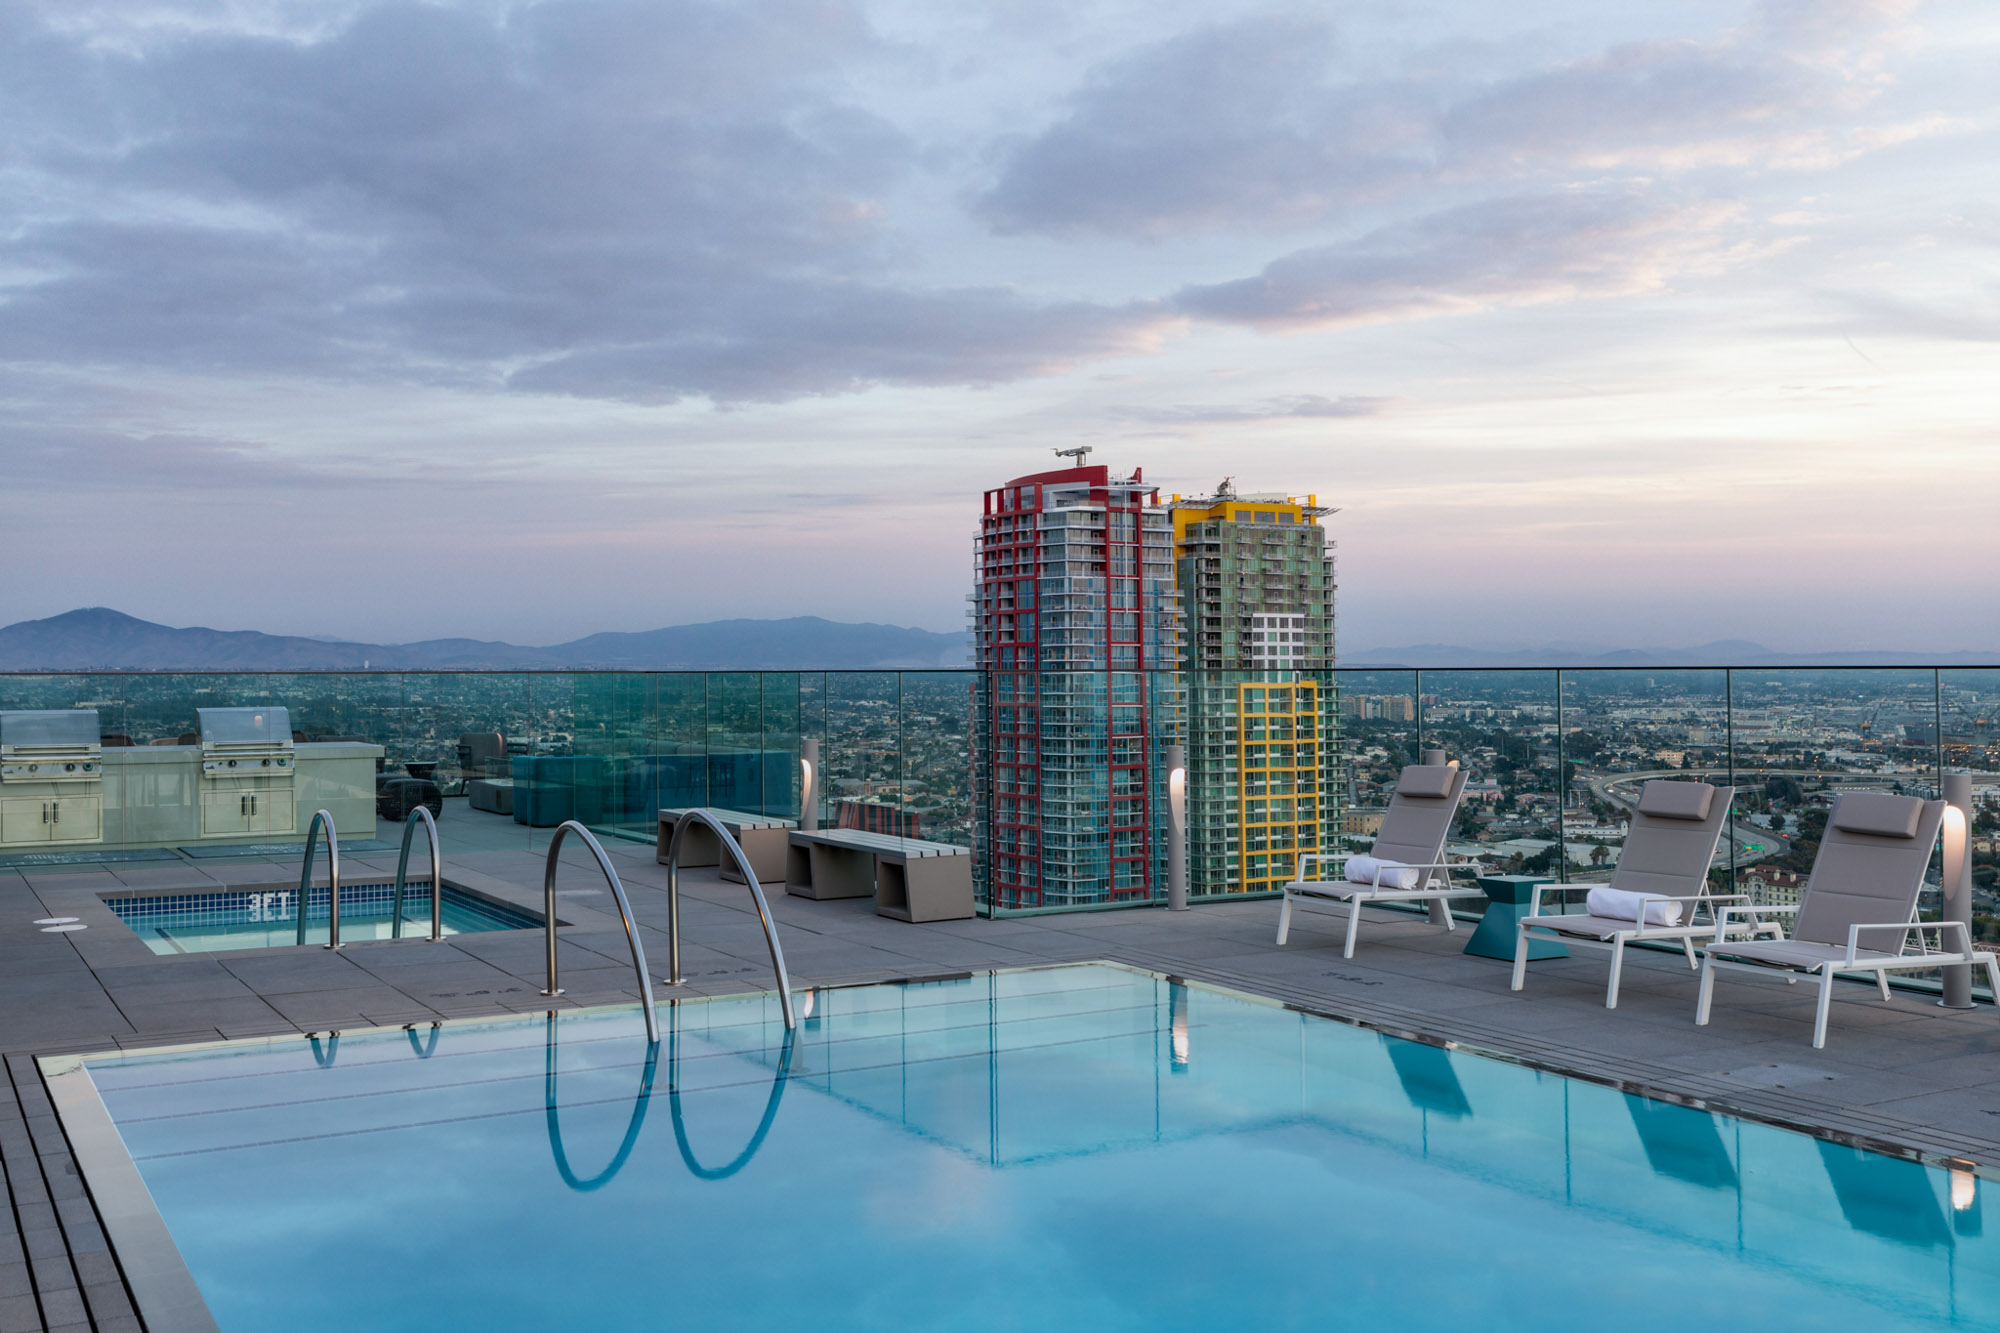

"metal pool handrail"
[391, 805, 442, 941]
[661, 808, 798, 1031]
[296, 809, 341, 950]
[541, 820, 660, 1044]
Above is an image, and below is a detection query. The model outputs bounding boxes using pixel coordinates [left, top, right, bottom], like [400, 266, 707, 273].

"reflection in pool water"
[70, 965, 1998, 1332]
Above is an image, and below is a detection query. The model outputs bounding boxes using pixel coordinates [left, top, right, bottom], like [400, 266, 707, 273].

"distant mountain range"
[1342, 640, 2000, 668]
[5, 610, 1992, 672]
[0, 608, 972, 671]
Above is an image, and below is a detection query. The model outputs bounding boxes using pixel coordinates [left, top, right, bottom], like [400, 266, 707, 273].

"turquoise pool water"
[104, 882, 540, 953]
[72, 965, 1996, 1330]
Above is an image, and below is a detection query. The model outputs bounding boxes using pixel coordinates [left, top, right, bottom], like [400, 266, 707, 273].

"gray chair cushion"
[1395, 765, 1456, 799]
[1636, 780, 1713, 821]
[1830, 792, 1922, 839]
[1372, 765, 1469, 872]
[1793, 798, 1945, 946]
[1610, 785, 1735, 901]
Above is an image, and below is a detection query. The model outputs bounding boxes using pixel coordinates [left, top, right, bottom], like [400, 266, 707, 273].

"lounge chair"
[1510, 780, 1761, 1008]
[1276, 762, 1479, 958]
[1694, 792, 1998, 1048]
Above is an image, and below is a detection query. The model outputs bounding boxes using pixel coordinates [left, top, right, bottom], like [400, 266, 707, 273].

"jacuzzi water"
[65, 964, 1997, 1331]
[104, 882, 540, 953]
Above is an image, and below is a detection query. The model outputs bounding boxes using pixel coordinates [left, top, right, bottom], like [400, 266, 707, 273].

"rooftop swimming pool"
[47, 964, 1997, 1332]
[103, 883, 541, 954]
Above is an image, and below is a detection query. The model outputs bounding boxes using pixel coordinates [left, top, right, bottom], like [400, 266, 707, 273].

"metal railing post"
[297, 810, 340, 950]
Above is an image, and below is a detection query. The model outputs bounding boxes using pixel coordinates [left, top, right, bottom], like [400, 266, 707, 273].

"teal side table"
[1464, 874, 1569, 961]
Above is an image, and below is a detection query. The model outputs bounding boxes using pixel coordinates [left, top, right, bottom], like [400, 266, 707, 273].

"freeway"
[1586, 767, 1791, 865]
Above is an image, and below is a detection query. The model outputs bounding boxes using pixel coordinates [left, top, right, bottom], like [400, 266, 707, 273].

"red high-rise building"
[971, 458, 1183, 909]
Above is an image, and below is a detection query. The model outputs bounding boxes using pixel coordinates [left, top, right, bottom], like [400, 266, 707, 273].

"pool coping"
[37, 958, 1992, 1332]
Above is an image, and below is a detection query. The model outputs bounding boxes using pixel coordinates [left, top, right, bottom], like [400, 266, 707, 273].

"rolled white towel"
[1345, 854, 1421, 891]
[1586, 886, 1682, 927]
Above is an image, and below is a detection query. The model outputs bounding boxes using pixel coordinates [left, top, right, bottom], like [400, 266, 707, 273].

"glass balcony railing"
[3, 666, 1995, 990]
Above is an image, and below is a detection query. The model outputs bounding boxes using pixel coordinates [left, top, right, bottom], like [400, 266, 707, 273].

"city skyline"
[4, 0, 1996, 652]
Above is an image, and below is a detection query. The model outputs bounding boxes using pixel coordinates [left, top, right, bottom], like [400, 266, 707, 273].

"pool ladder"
[541, 812, 799, 1043]
[296, 809, 341, 950]
[294, 807, 443, 950]
[391, 805, 443, 941]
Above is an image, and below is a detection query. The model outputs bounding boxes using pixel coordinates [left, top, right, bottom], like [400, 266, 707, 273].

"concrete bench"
[657, 808, 794, 885]
[467, 778, 514, 817]
[786, 829, 974, 922]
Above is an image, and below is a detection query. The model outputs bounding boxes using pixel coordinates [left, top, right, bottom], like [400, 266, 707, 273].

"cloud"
[1174, 188, 1770, 330]
[976, 1, 1933, 241]
[0, 0, 1169, 404]
[976, 14, 1431, 238]
[1111, 394, 1391, 426]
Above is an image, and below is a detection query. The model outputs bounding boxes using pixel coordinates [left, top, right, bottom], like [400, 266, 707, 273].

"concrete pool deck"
[5, 834, 2000, 1332]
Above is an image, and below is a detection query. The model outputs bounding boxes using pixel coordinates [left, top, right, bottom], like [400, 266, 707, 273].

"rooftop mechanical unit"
[196, 706, 298, 838]
[0, 709, 105, 846]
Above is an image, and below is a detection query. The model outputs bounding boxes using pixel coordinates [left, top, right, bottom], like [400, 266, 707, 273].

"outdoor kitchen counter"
[93, 742, 382, 848]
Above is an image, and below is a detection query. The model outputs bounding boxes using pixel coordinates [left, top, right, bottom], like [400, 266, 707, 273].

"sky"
[1, 0, 1996, 652]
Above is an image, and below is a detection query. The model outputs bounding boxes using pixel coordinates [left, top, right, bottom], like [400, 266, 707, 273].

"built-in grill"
[0, 710, 105, 846]
[0, 710, 102, 782]
[196, 707, 298, 836]
[197, 706, 295, 777]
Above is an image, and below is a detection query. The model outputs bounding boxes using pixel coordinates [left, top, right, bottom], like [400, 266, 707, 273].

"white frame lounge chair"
[1694, 792, 1999, 1049]
[1511, 780, 1767, 1009]
[1276, 762, 1480, 958]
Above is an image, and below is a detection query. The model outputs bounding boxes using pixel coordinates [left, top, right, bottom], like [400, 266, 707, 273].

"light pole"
[1941, 772, 1973, 1009]
[800, 738, 819, 833]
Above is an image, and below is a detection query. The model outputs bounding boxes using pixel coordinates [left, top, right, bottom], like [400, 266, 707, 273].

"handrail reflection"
[308, 1032, 339, 1067]
[543, 1012, 661, 1193]
[667, 1008, 796, 1181]
[406, 1022, 441, 1060]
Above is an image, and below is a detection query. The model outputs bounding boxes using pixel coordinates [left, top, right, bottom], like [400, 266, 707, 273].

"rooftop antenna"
[1216, 476, 1235, 498]
[1054, 446, 1093, 468]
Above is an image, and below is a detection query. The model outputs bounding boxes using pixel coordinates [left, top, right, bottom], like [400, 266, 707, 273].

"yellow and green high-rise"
[1170, 482, 1338, 895]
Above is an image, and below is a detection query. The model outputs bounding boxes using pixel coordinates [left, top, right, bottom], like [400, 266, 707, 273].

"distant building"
[971, 459, 1183, 909]
[1740, 865, 1806, 907]
[1171, 482, 1337, 895]
[833, 798, 921, 839]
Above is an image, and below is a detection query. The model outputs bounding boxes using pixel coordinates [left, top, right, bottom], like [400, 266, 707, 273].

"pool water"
[104, 883, 541, 953]
[67, 965, 1998, 1331]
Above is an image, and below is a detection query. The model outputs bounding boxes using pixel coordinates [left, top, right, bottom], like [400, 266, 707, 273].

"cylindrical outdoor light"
[800, 738, 820, 833]
[1941, 773, 1973, 1009]
[1166, 743, 1187, 911]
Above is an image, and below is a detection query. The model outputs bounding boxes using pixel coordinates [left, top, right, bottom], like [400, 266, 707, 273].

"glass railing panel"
[758, 674, 803, 822]
[897, 672, 975, 850]
[1558, 669, 1732, 910]
[1728, 667, 1939, 907]
[1416, 669, 1559, 913]
[825, 671, 901, 844]
[388, 670, 534, 856]
[569, 671, 655, 844]
[705, 672, 777, 819]
[515, 672, 577, 853]
[1330, 669, 1420, 859]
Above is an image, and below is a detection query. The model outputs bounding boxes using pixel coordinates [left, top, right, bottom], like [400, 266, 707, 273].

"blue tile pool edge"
[36, 959, 2000, 1333]
[93, 878, 553, 956]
